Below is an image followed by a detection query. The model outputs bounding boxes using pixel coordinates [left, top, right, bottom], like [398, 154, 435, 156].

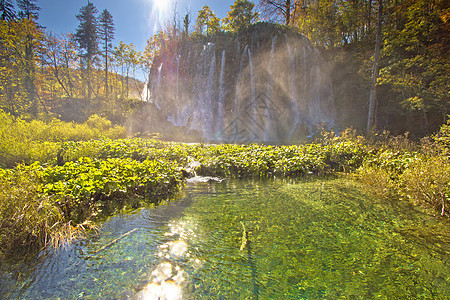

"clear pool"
[1, 177, 449, 299]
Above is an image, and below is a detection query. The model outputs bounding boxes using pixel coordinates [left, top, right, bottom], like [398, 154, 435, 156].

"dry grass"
[399, 156, 450, 216]
[0, 167, 86, 257]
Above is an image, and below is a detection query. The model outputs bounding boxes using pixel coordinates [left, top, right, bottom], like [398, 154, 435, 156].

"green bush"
[352, 121, 450, 217]
[0, 111, 127, 168]
[432, 118, 450, 156]
[399, 156, 450, 216]
[353, 165, 396, 198]
[1, 120, 449, 257]
[0, 156, 184, 256]
[40, 157, 183, 223]
[0, 165, 79, 256]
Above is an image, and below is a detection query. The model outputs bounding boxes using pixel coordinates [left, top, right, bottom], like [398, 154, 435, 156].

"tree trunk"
[87, 57, 92, 102]
[105, 37, 109, 97]
[126, 68, 129, 99]
[367, 0, 383, 133]
[286, 0, 291, 25]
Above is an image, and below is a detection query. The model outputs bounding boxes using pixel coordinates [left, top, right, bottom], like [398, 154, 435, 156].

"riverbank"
[0, 119, 448, 258]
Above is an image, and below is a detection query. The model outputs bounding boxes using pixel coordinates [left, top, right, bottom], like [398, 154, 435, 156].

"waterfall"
[141, 80, 150, 102]
[264, 35, 277, 141]
[145, 24, 336, 142]
[216, 50, 226, 139]
[204, 49, 216, 139]
[190, 43, 216, 137]
[248, 48, 257, 139]
[151, 63, 163, 110]
[285, 35, 301, 141]
[176, 53, 180, 106]
[232, 44, 249, 140]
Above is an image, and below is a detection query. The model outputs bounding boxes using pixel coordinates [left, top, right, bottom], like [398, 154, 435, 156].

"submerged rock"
[186, 176, 223, 183]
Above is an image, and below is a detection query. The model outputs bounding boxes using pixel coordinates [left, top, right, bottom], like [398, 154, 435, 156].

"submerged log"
[240, 221, 247, 251]
[94, 228, 138, 254]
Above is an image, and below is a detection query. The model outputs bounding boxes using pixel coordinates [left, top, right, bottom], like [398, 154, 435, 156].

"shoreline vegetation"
[0, 111, 448, 258]
[0, 0, 448, 270]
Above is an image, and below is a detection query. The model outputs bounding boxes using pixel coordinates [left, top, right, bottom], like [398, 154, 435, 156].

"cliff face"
[145, 23, 336, 142]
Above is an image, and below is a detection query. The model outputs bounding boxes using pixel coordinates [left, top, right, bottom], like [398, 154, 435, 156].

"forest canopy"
[0, 0, 448, 136]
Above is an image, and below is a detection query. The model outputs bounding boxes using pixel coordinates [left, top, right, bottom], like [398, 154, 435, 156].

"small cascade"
[190, 43, 216, 135]
[141, 80, 150, 102]
[285, 34, 301, 141]
[167, 53, 183, 125]
[152, 63, 163, 110]
[176, 53, 180, 106]
[248, 48, 257, 139]
[204, 49, 216, 139]
[232, 44, 249, 140]
[216, 50, 226, 139]
[263, 35, 277, 141]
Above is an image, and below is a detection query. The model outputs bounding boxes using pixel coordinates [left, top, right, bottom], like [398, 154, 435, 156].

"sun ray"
[144, 0, 175, 32]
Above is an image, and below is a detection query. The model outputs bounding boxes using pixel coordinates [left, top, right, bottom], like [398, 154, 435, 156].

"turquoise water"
[1, 177, 449, 299]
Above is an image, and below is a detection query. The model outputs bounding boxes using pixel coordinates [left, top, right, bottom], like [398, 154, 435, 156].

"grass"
[0, 166, 82, 256]
[0, 112, 127, 168]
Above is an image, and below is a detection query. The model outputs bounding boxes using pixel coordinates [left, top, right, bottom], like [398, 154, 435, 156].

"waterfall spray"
[145, 24, 336, 142]
[232, 44, 249, 140]
[248, 48, 257, 139]
[264, 35, 277, 141]
[217, 50, 226, 139]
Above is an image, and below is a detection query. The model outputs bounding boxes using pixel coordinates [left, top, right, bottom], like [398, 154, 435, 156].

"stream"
[1, 177, 449, 299]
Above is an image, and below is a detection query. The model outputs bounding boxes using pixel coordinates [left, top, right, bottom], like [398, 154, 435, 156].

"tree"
[170, 2, 179, 39]
[113, 42, 141, 99]
[17, 0, 39, 20]
[15, 0, 42, 116]
[183, 11, 191, 37]
[75, 1, 99, 101]
[223, 0, 259, 32]
[367, 0, 382, 132]
[377, 0, 450, 131]
[0, 0, 15, 21]
[288, 0, 379, 48]
[143, 30, 167, 71]
[258, 0, 297, 25]
[0, 18, 43, 116]
[195, 5, 220, 35]
[98, 9, 115, 96]
[42, 33, 79, 100]
[293, 0, 341, 47]
[113, 41, 128, 99]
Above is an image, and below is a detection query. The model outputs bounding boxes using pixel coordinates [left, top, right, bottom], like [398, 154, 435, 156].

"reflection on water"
[1, 177, 449, 299]
[138, 220, 194, 299]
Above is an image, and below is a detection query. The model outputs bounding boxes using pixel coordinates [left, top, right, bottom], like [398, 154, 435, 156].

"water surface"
[1, 177, 449, 299]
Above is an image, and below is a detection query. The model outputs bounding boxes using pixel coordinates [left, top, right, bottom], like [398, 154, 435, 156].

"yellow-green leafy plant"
[399, 156, 450, 216]
[0, 165, 81, 257]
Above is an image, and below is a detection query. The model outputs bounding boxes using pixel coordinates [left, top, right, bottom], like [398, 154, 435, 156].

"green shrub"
[0, 111, 127, 167]
[352, 122, 449, 217]
[353, 165, 396, 198]
[85, 114, 112, 131]
[0, 165, 80, 257]
[41, 157, 183, 223]
[432, 118, 450, 156]
[363, 149, 424, 179]
[1, 119, 449, 257]
[399, 156, 450, 216]
[0, 155, 184, 255]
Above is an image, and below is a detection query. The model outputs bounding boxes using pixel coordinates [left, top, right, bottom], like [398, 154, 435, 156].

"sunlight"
[144, 0, 175, 32]
[152, 0, 170, 12]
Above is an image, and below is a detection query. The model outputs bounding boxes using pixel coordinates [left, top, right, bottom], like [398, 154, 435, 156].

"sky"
[38, 0, 235, 55]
